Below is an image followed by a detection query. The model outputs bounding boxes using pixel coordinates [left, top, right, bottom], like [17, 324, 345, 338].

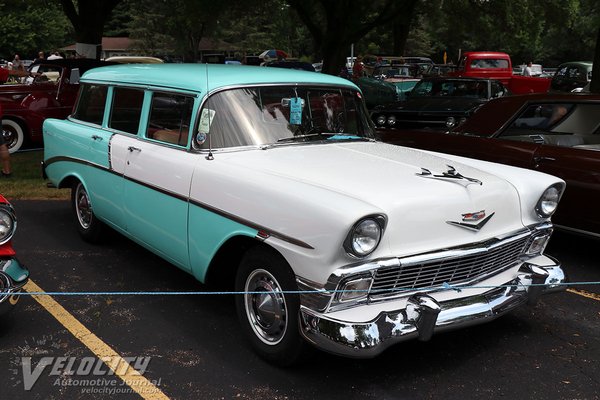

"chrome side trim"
[43, 156, 313, 250]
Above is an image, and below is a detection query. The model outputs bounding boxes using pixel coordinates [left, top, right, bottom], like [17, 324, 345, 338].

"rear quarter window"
[72, 84, 108, 125]
[109, 87, 145, 134]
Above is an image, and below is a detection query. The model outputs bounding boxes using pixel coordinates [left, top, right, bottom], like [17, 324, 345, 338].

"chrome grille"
[370, 235, 530, 299]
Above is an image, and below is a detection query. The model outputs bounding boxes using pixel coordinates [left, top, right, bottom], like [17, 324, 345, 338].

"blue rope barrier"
[10, 280, 600, 296]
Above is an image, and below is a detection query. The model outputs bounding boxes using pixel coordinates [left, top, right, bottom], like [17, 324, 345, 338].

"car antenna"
[205, 62, 214, 161]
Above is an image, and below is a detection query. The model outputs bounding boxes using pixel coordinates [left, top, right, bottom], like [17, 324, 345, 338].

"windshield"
[411, 80, 488, 98]
[195, 86, 375, 149]
[373, 66, 411, 78]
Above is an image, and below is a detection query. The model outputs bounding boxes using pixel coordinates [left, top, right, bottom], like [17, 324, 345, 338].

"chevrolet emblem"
[447, 211, 495, 231]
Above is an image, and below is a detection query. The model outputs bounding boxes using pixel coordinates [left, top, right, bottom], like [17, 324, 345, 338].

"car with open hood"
[43, 63, 565, 365]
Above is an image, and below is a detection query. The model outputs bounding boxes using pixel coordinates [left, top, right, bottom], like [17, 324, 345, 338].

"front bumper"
[0, 257, 29, 314]
[299, 260, 565, 358]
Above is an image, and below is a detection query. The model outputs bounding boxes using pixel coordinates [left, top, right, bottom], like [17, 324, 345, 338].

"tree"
[216, 0, 313, 60]
[128, 0, 228, 62]
[59, 0, 122, 58]
[287, 0, 419, 75]
[0, 1, 72, 59]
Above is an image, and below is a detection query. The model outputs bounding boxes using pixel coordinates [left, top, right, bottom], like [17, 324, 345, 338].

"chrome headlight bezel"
[535, 183, 564, 218]
[445, 116, 456, 128]
[343, 215, 386, 258]
[0, 204, 17, 245]
[375, 114, 387, 126]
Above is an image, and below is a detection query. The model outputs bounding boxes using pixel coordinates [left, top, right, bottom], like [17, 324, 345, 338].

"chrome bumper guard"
[0, 258, 29, 314]
[299, 261, 565, 358]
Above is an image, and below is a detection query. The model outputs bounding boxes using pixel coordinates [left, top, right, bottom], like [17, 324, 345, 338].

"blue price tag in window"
[289, 97, 302, 125]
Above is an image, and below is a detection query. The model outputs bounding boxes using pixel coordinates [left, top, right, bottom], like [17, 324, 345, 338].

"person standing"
[523, 61, 533, 77]
[11, 54, 24, 72]
[0, 105, 11, 177]
[352, 56, 365, 81]
[35, 51, 45, 64]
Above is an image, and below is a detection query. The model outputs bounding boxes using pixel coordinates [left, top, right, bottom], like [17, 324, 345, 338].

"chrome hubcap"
[75, 184, 92, 229]
[244, 269, 288, 345]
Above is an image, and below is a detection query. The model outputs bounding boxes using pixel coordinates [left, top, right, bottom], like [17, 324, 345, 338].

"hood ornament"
[417, 165, 482, 186]
[447, 210, 495, 231]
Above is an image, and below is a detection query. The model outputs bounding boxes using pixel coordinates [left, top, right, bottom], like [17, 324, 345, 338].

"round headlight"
[536, 185, 562, 218]
[445, 117, 456, 128]
[346, 218, 383, 257]
[387, 115, 397, 127]
[0, 206, 17, 245]
[376, 115, 387, 126]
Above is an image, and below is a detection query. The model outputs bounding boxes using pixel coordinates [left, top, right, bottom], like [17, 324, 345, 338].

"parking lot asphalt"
[2, 200, 600, 400]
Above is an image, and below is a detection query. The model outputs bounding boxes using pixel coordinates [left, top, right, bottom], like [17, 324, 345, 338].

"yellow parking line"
[567, 288, 600, 302]
[23, 280, 169, 400]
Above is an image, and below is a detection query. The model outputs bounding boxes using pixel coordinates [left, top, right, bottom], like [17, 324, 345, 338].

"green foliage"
[0, 1, 72, 60]
[415, 0, 599, 66]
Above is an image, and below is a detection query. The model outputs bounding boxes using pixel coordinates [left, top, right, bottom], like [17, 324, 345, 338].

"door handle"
[534, 156, 556, 163]
[91, 135, 103, 141]
[534, 156, 556, 168]
[128, 146, 142, 152]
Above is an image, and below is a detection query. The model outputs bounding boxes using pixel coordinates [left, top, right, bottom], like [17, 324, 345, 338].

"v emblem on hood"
[447, 212, 495, 231]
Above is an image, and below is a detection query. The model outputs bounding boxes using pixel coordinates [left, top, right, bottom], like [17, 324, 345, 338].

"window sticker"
[196, 132, 207, 145]
[289, 97, 302, 125]
[198, 108, 216, 134]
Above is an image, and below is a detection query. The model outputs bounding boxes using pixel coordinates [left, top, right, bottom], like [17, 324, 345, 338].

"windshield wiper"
[276, 133, 333, 143]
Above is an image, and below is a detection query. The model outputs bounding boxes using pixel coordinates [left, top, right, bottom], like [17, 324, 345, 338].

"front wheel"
[71, 181, 105, 243]
[2, 119, 25, 153]
[235, 247, 308, 366]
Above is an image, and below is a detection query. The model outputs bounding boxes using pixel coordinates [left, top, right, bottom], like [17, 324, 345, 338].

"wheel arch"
[56, 172, 86, 190]
[203, 236, 288, 290]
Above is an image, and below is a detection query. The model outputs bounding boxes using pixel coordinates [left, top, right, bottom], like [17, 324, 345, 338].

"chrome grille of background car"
[369, 235, 530, 299]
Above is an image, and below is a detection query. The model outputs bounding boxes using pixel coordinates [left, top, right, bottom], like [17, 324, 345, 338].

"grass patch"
[0, 150, 69, 200]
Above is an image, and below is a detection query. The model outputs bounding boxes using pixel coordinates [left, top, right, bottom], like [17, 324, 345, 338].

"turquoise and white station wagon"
[43, 64, 566, 364]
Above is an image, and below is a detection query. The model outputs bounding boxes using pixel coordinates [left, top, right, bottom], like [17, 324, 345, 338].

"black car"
[550, 61, 593, 92]
[371, 77, 509, 130]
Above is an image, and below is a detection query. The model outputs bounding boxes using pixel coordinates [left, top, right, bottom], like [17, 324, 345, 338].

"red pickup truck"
[448, 51, 551, 94]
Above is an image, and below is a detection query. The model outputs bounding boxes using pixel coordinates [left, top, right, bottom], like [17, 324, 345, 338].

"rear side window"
[470, 59, 509, 69]
[72, 84, 108, 125]
[146, 92, 195, 146]
[109, 87, 144, 134]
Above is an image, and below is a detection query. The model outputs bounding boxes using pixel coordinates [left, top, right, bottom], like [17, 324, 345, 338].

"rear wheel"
[2, 119, 25, 153]
[71, 181, 105, 243]
[235, 247, 307, 366]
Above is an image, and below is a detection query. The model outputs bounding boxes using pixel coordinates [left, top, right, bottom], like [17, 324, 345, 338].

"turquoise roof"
[81, 64, 358, 93]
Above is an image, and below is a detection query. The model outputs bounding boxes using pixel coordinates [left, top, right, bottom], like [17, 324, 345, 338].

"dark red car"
[377, 92, 600, 237]
[0, 59, 114, 153]
[0, 194, 29, 314]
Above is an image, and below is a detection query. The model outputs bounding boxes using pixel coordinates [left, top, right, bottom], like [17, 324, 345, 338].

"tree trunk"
[60, 0, 122, 58]
[289, 0, 418, 76]
[392, 20, 411, 56]
[321, 41, 349, 76]
[591, 27, 600, 93]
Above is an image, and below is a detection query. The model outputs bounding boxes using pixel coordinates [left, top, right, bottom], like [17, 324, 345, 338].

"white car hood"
[213, 141, 526, 257]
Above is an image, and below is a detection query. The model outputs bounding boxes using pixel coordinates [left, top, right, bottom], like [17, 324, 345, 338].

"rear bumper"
[0, 257, 29, 314]
[299, 261, 565, 358]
